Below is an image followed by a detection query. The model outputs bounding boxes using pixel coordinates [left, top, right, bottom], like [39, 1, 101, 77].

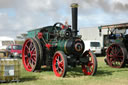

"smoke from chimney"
[68, 0, 128, 13]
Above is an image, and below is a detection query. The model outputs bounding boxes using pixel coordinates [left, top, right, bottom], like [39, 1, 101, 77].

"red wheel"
[52, 51, 67, 77]
[81, 50, 97, 76]
[106, 43, 127, 68]
[22, 38, 39, 72]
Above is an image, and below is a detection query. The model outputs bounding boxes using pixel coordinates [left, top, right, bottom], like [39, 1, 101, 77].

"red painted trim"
[38, 32, 43, 39]
[61, 25, 65, 29]
[45, 43, 51, 50]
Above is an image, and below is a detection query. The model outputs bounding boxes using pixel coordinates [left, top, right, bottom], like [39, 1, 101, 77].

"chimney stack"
[71, 3, 78, 36]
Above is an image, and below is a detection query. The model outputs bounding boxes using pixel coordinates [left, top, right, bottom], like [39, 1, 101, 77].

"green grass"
[1, 57, 128, 85]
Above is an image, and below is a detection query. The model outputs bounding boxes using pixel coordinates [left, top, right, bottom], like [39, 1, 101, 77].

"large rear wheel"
[33, 37, 43, 70]
[52, 51, 67, 77]
[22, 38, 39, 72]
[81, 50, 97, 76]
[106, 43, 127, 68]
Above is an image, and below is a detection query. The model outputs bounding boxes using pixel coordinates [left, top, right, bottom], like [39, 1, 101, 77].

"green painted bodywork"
[27, 26, 54, 38]
[56, 39, 69, 54]
[27, 25, 71, 53]
[27, 28, 40, 38]
[27, 26, 61, 40]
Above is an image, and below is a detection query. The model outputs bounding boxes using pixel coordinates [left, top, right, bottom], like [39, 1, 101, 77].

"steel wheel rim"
[34, 37, 43, 70]
[53, 53, 64, 77]
[107, 44, 124, 68]
[22, 39, 37, 72]
[82, 52, 95, 75]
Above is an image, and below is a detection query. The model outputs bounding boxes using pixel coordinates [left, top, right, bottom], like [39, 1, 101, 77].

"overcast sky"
[0, 0, 128, 38]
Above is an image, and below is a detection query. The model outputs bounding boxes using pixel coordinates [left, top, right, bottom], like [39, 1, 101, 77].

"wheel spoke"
[111, 50, 115, 55]
[32, 50, 36, 54]
[59, 60, 63, 65]
[31, 57, 36, 64]
[59, 66, 63, 72]
[86, 66, 91, 72]
[29, 42, 33, 48]
[88, 61, 93, 66]
[28, 59, 32, 67]
[89, 67, 93, 73]
[56, 56, 59, 63]
[56, 66, 59, 71]
[109, 46, 115, 54]
[85, 61, 93, 73]
[114, 46, 118, 54]
[57, 56, 63, 72]
[107, 54, 114, 57]
[25, 45, 29, 51]
[31, 46, 35, 52]
[33, 56, 36, 60]
[32, 54, 36, 56]
[116, 49, 121, 55]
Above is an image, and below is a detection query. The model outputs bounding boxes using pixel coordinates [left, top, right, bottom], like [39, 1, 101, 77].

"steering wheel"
[53, 22, 64, 33]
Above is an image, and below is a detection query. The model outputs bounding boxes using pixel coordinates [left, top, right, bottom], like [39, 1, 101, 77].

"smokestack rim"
[71, 3, 78, 8]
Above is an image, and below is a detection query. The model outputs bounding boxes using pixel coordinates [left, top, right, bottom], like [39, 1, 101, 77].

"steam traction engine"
[99, 23, 128, 68]
[22, 3, 97, 77]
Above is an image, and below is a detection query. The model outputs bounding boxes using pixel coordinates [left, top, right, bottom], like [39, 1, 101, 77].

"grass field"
[1, 57, 128, 85]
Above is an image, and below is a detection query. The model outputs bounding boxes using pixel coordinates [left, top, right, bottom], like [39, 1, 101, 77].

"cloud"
[64, 0, 128, 13]
[0, 0, 128, 38]
[0, 0, 18, 8]
[85, 0, 128, 13]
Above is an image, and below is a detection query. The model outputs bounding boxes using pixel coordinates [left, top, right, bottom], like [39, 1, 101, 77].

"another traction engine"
[99, 23, 128, 68]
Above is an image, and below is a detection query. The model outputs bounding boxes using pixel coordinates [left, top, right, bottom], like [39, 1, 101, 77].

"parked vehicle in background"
[0, 36, 15, 50]
[84, 40, 102, 55]
[6, 45, 22, 58]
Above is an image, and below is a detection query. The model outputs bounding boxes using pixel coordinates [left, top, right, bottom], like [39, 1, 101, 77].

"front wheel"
[52, 51, 67, 77]
[81, 50, 97, 76]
